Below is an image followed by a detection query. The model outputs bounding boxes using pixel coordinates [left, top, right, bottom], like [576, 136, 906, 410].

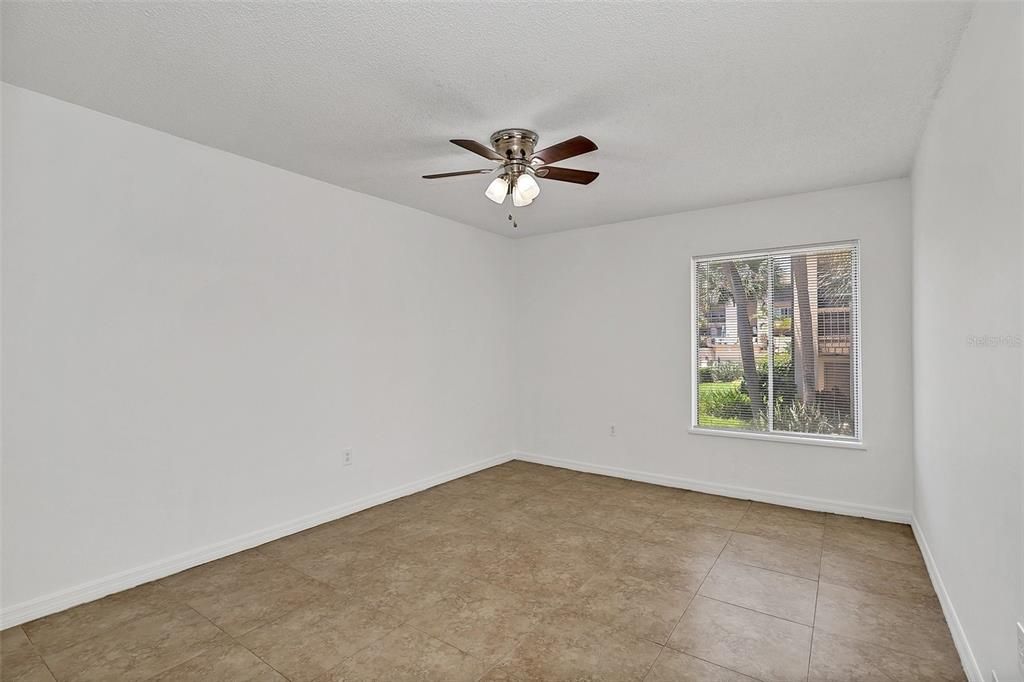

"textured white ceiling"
[2, 2, 970, 237]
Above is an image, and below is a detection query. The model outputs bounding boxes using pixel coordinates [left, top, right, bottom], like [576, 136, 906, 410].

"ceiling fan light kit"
[423, 128, 599, 221]
[484, 175, 509, 204]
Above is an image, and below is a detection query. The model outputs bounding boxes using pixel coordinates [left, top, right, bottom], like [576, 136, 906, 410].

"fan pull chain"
[507, 213, 518, 229]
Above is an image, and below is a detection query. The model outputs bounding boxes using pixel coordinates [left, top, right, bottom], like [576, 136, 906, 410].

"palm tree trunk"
[791, 255, 817, 404]
[723, 261, 764, 419]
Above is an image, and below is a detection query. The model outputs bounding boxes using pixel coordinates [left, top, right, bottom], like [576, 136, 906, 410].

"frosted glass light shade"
[512, 183, 533, 207]
[516, 173, 541, 200]
[484, 175, 508, 204]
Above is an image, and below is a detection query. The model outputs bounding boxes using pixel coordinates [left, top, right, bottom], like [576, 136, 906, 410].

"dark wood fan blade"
[530, 136, 597, 165]
[535, 166, 599, 185]
[422, 168, 493, 179]
[450, 139, 504, 161]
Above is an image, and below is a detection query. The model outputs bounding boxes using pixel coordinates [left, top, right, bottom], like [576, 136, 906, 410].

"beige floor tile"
[406, 577, 549, 665]
[598, 489, 681, 515]
[433, 479, 535, 508]
[316, 624, 488, 682]
[41, 602, 224, 682]
[808, 630, 966, 681]
[182, 564, 336, 636]
[20, 583, 174, 656]
[747, 502, 826, 525]
[643, 517, 733, 555]
[239, 592, 402, 681]
[6, 465, 963, 682]
[570, 572, 694, 644]
[488, 610, 662, 681]
[532, 482, 620, 512]
[159, 549, 280, 603]
[258, 525, 342, 563]
[355, 513, 462, 548]
[471, 509, 557, 542]
[501, 460, 551, 473]
[699, 560, 818, 625]
[431, 476, 499, 497]
[1, 627, 55, 682]
[368, 492, 450, 521]
[734, 509, 825, 545]
[336, 501, 427, 532]
[476, 667, 523, 681]
[610, 538, 718, 592]
[823, 518, 923, 566]
[500, 465, 572, 485]
[259, 508, 401, 563]
[645, 648, 756, 682]
[668, 596, 812, 682]
[467, 505, 543, 533]
[291, 543, 461, 620]
[658, 492, 751, 530]
[824, 514, 914, 539]
[814, 582, 960, 666]
[481, 481, 548, 500]
[720, 532, 823, 580]
[464, 461, 561, 485]
[1, 662, 54, 682]
[402, 527, 518, 573]
[521, 520, 627, 560]
[570, 503, 662, 536]
[148, 639, 285, 681]
[474, 544, 607, 604]
[430, 493, 523, 520]
[627, 481, 692, 501]
[284, 539, 404, 584]
[820, 545, 937, 606]
[513, 465, 580, 487]
[495, 494, 579, 526]
[0, 666, 54, 682]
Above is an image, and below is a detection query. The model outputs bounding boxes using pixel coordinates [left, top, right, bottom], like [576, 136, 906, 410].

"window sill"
[688, 427, 866, 450]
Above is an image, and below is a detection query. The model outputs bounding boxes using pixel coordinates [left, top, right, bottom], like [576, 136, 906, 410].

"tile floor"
[1, 461, 964, 681]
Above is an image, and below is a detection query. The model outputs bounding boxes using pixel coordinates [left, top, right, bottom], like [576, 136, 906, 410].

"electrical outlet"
[343, 448, 353, 466]
[609, 424, 616, 437]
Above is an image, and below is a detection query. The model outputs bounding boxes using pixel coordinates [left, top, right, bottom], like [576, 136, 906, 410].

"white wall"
[0, 85, 517, 618]
[516, 179, 914, 517]
[911, 3, 1023, 680]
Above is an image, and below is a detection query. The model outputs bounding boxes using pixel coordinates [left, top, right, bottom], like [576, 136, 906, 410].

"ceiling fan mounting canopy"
[422, 128, 600, 217]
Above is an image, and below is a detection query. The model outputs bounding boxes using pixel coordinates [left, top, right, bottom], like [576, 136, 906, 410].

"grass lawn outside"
[697, 379, 751, 429]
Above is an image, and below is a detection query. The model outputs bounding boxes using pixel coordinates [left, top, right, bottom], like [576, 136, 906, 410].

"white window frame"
[689, 240, 864, 449]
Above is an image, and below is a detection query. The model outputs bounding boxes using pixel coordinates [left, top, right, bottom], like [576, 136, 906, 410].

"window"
[693, 241, 861, 443]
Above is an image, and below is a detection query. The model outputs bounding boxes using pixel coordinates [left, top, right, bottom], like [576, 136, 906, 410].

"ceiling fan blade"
[530, 136, 597, 165]
[422, 168, 494, 179]
[535, 166, 600, 185]
[450, 139, 504, 161]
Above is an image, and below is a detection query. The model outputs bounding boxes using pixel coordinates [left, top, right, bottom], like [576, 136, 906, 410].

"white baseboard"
[0, 452, 515, 629]
[911, 518, 982, 682]
[514, 451, 913, 523]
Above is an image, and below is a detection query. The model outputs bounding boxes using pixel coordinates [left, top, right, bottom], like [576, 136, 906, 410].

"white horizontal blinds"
[695, 242, 860, 440]
[694, 255, 770, 432]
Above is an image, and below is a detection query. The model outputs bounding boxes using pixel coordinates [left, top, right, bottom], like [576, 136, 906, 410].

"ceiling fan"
[422, 129, 599, 209]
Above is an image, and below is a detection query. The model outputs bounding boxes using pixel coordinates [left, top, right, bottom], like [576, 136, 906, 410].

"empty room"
[1, 2, 1022, 681]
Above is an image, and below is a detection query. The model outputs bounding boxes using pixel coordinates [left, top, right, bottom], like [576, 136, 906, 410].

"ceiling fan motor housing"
[490, 129, 539, 162]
